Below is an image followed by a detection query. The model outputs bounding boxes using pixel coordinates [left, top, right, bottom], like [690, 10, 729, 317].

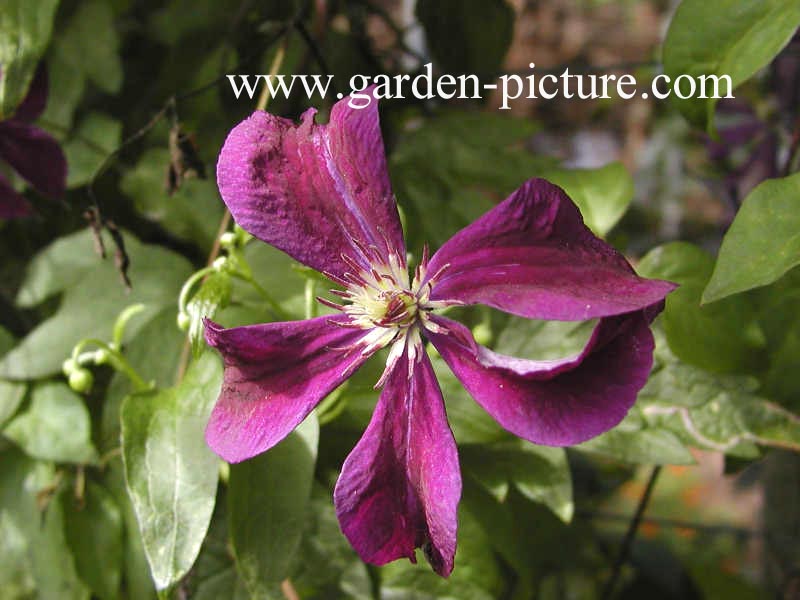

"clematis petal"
[426, 312, 655, 446]
[0, 121, 67, 199]
[205, 315, 373, 463]
[334, 345, 460, 576]
[0, 172, 33, 219]
[216, 91, 404, 280]
[424, 178, 675, 320]
[12, 64, 48, 123]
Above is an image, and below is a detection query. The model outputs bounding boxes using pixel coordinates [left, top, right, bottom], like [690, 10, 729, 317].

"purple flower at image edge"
[0, 65, 67, 219]
[206, 91, 676, 576]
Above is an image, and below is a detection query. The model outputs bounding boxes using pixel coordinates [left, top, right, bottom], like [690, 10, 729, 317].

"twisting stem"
[601, 466, 662, 600]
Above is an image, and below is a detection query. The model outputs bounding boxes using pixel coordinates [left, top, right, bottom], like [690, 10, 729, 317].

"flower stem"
[72, 339, 150, 392]
[600, 465, 662, 599]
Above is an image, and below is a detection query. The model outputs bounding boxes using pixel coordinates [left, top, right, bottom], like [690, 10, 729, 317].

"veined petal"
[426, 313, 655, 446]
[334, 345, 460, 576]
[205, 315, 371, 463]
[0, 172, 33, 219]
[13, 64, 48, 123]
[424, 178, 675, 320]
[216, 90, 404, 280]
[0, 121, 66, 199]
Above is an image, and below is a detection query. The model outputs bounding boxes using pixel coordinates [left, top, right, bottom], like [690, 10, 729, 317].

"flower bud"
[177, 312, 191, 331]
[471, 322, 493, 346]
[69, 369, 94, 394]
[62, 358, 78, 376]
[94, 349, 111, 365]
[212, 256, 227, 271]
[219, 232, 237, 248]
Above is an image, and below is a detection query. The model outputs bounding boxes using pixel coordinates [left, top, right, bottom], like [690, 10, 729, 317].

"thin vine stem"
[600, 466, 662, 600]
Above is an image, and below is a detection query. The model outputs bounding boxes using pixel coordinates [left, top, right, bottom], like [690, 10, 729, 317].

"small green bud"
[177, 312, 191, 331]
[212, 256, 227, 271]
[69, 369, 94, 394]
[62, 358, 78, 376]
[94, 349, 111, 365]
[219, 232, 237, 248]
[472, 322, 493, 346]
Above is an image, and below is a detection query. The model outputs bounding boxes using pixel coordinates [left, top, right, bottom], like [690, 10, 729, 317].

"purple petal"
[0, 121, 66, 199]
[205, 315, 371, 463]
[216, 91, 404, 280]
[13, 64, 48, 123]
[424, 178, 675, 320]
[334, 348, 460, 576]
[0, 172, 33, 219]
[426, 312, 655, 446]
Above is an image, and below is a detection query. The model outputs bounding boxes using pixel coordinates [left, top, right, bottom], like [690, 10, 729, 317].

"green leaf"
[40, 51, 85, 131]
[52, 0, 123, 95]
[430, 354, 506, 445]
[33, 490, 91, 600]
[289, 486, 370, 599]
[4, 382, 97, 464]
[663, 0, 800, 132]
[380, 506, 503, 600]
[62, 481, 123, 600]
[186, 271, 232, 357]
[0, 0, 60, 118]
[638, 242, 765, 373]
[121, 148, 223, 250]
[462, 439, 574, 522]
[637, 333, 800, 454]
[0, 450, 89, 600]
[104, 461, 158, 600]
[228, 414, 318, 595]
[0, 327, 25, 427]
[390, 111, 551, 249]
[703, 173, 800, 302]
[100, 307, 186, 452]
[120, 353, 222, 591]
[578, 410, 695, 465]
[63, 112, 122, 188]
[538, 162, 634, 236]
[416, 0, 514, 78]
[1, 229, 191, 379]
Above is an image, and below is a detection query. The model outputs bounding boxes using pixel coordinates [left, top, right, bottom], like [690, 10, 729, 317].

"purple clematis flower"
[205, 92, 675, 576]
[0, 65, 67, 219]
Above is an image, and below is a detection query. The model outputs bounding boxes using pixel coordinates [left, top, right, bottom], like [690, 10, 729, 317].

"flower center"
[350, 287, 419, 329]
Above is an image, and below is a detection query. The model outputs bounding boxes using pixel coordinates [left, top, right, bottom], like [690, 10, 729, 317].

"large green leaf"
[638, 242, 765, 373]
[380, 506, 503, 600]
[120, 353, 222, 591]
[538, 162, 634, 237]
[663, 0, 800, 132]
[62, 112, 122, 188]
[0, 0, 60, 118]
[0, 450, 89, 600]
[416, 0, 514, 78]
[4, 382, 97, 464]
[120, 148, 223, 250]
[1, 229, 191, 379]
[0, 327, 25, 427]
[703, 173, 800, 303]
[461, 439, 573, 522]
[636, 332, 800, 455]
[62, 481, 123, 600]
[390, 111, 551, 249]
[578, 410, 695, 466]
[228, 415, 318, 596]
[52, 0, 123, 95]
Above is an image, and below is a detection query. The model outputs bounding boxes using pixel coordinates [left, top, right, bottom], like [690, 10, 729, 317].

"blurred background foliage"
[1, 0, 800, 598]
